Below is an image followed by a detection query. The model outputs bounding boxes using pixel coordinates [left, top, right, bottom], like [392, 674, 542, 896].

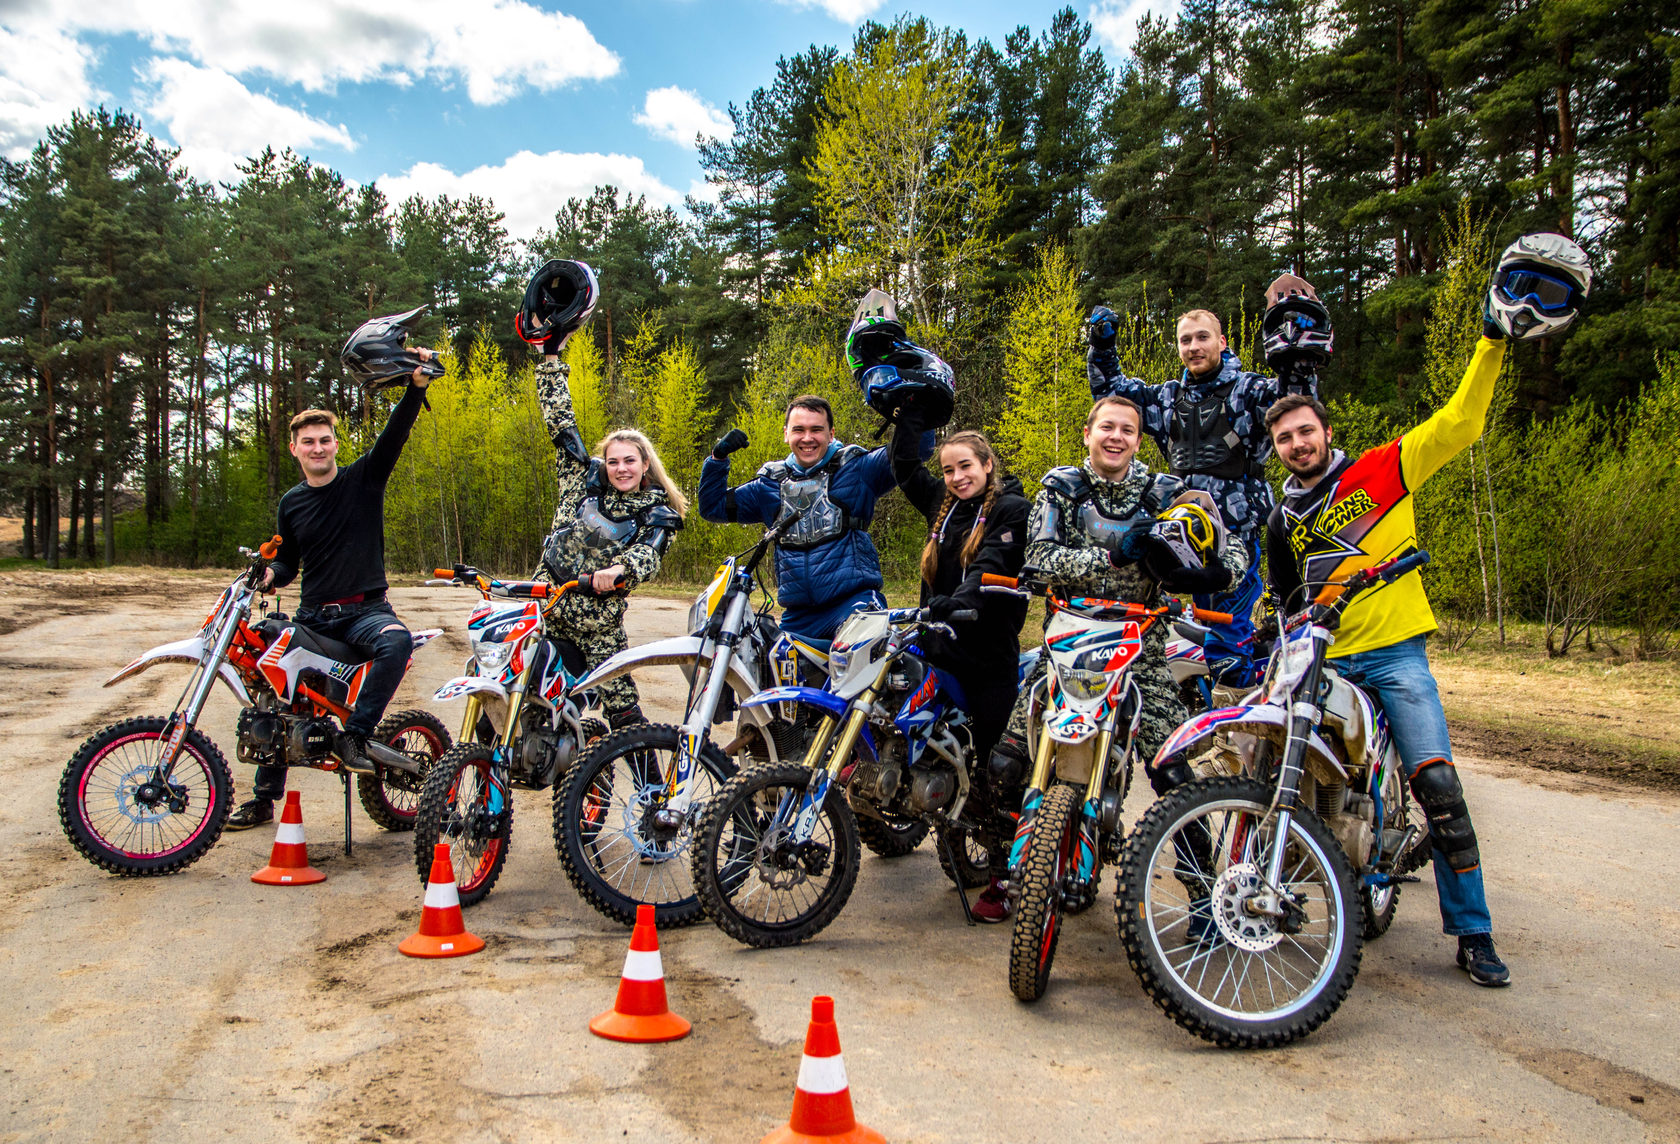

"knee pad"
[1148, 753, 1195, 796]
[1410, 759, 1480, 873]
[608, 704, 646, 731]
[373, 626, 412, 658]
[988, 733, 1029, 789]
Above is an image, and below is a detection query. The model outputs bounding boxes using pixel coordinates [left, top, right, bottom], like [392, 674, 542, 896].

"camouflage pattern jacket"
[535, 358, 677, 635]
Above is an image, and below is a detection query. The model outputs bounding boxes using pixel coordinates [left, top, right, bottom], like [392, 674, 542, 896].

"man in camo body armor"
[1086, 276, 1326, 684]
[995, 396, 1249, 801]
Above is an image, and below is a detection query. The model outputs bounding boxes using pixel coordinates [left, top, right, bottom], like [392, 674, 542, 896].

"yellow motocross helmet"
[1149, 502, 1219, 571]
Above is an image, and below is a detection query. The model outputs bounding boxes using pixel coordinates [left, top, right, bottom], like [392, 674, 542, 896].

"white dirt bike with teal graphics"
[412, 564, 609, 906]
[552, 510, 832, 927]
[1115, 550, 1435, 1048]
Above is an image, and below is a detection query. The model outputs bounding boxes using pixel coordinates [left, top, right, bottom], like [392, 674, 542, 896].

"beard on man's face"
[1282, 443, 1331, 480]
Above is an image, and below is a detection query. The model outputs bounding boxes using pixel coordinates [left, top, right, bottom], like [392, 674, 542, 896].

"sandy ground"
[3, 571, 1678, 1144]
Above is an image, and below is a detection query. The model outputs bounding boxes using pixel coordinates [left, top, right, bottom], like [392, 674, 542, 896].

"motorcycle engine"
[513, 708, 564, 788]
[907, 762, 958, 814]
[848, 738, 902, 806]
[236, 707, 286, 766]
[287, 717, 336, 760]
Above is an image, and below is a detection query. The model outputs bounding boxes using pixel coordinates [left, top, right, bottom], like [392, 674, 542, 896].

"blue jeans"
[780, 588, 887, 642]
[1195, 536, 1263, 683]
[1332, 635, 1492, 937]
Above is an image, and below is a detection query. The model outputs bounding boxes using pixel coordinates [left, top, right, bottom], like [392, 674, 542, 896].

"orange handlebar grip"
[1193, 609, 1235, 624]
[434, 568, 454, 579]
[529, 583, 550, 598]
[980, 573, 1018, 588]
[258, 534, 282, 559]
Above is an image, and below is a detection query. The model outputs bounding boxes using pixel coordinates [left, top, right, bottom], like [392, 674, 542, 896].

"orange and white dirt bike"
[58, 537, 450, 876]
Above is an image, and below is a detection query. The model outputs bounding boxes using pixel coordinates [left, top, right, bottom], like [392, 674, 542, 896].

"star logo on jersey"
[1286, 486, 1376, 573]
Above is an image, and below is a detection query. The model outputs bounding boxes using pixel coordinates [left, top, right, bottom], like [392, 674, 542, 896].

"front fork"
[1007, 722, 1114, 888]
[656, 593, 752, 825]
[156, 589, 252, 782]
[780, 685, 874, 847]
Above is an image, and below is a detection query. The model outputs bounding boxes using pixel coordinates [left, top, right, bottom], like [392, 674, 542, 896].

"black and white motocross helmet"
[341, 306, 443, 390]
[517, 259, 599, 346]
[845, 288, 955, 429]
[1486, 233, 1591, 341]
[1261, 294, 1334, 371]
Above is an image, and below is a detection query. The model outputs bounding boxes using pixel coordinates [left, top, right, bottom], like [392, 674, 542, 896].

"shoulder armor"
[757, 460, 791, 483]
[640, 503, 683, 531]
[1040, 465, 1089, 501]
[831, 443, 869, 469]
[583, 458, 609, 495]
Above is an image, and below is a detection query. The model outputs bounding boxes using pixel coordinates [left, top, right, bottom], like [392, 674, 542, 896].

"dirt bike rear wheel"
[1115, 776, 1362, 1048]
[413, 743, 508, 906]
[358, 709, 450, 831]
[59, 717, 232, 876]
[936, 824, 994, 889]
[1008, 783, 1080, 1002]
[692, 761, 861, 949]
[856, 813, 928, 857]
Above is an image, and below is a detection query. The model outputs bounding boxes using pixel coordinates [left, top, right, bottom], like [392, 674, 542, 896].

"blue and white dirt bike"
[689, 604, 994, 948]
[1115, 550, 1436, 1048]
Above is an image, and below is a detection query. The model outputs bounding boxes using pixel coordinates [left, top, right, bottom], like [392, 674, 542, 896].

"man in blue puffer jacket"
[699, 394, 932, 640]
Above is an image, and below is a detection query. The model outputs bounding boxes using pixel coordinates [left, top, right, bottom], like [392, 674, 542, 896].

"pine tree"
[993, 246, 1087, 481]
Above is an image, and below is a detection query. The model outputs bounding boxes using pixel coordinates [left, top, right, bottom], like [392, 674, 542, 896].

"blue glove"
[1087, 306, 1119, 351]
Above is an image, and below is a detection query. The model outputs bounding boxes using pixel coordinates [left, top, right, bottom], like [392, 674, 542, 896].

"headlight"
[472, 640, 515, 673]
[1267, 627, 1316, 702]
[688, 594, 709, 635]
[827, 648, 850, 678]
[1055, 665, 1111, 702]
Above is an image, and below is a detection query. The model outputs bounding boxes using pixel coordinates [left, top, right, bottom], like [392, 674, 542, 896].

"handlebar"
[258, 534, 282, 560]
[1303, 548, 1431, 614]
[431, 562, 592, 601]
[949, 609, 979, 623]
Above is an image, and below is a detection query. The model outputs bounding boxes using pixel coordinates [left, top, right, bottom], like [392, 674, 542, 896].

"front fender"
[741, 685, 850, 721]
[105, 636, 253, 707]
[434, 676, 508, 703]
[1152, 703, 1345, 779]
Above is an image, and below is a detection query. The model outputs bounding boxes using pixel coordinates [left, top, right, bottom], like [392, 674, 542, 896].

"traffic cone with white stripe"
[761, 995, 885, 1144]
[251, 790, 325, 886]
[398, 843, 485, 958]
[589, 903, 690, 1043]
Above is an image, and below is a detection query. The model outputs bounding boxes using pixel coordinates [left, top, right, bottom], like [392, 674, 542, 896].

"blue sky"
[0, 0, 1170, 239]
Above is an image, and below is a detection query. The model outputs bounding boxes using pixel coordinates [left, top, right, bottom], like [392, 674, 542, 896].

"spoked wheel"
[1394, 780, 1434, 877]
[1008, 783, 1080, 1002]
[691, 761, 861, 948]
[554, 723, 737, 928]
[1364, 768, 1410, 938]
[414, 743, 509, 906]
[359, 709, 450, 831]
[58, 717, 233, 876]
[936, 824, 995, 890]
[1115, 776, 1361, 1049]
[856, 812, 928, 858]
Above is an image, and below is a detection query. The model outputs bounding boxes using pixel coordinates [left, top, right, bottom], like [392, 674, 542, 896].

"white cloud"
[634, 86, 732, 149]
[139, 58, 353, 185]
[1090, 0, 1182, 58]
[776, 0, 887, 24]
[0, 24, 100, 158]
[9, 0, 619, 106]
[378, 150, 685, 240]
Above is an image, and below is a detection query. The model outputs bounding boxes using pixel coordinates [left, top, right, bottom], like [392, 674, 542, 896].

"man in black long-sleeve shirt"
[227, 356, 433, 829]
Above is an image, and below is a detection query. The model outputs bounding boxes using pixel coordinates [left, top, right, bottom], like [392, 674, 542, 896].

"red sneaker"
[972, 879, 1011, 924]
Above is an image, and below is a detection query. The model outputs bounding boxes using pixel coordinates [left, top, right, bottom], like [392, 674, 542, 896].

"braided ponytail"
[920, 487, 959, 585]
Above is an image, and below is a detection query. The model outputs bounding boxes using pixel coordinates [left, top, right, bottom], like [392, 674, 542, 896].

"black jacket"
[892, 423, 1031, 671]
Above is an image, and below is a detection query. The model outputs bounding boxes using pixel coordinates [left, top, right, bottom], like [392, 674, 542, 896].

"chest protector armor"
[1040, 467, 1181, 554]
[1168, 380, 1257, 481]
[762, 446, 866, 550]
[542, 463, 641, 577]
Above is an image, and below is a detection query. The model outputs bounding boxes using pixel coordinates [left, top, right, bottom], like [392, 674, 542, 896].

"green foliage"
[564, 335, 609, 450]
[993, 246, 1087, 477]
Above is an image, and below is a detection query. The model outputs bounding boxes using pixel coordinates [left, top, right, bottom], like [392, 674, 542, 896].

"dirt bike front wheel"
[357, 709, 450, 831]
[1007, 782, 1080, 1002]
[413, 743, 509, 906]
[1115, 775, 1362, 1049]
[553, 723, 736, 929]
[691, 761, 861, 949]
[59, 716, 233, 876]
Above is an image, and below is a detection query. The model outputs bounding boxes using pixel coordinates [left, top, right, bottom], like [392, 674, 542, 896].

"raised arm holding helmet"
[1262, 233, 1592, 988]
[987, 395, 1249, 812]
[1085, 276, 1329, 685]
[521, 260, 683, 730]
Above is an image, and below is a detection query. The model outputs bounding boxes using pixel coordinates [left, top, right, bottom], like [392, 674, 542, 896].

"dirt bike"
[1115, 550, 1435, 1048]
[59, 538, 449, 876]
[980, 571, 1231, 1002]
[689, 605, 991, 948]
[412, 564, 610, 905]
[552, 509, 833, 927]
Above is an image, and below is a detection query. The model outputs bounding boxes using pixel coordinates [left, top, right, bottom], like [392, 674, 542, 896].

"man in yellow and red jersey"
[1261, 233, 1592, 987]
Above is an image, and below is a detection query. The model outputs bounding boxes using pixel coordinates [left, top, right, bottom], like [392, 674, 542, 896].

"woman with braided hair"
[891, 410, 1032, 921]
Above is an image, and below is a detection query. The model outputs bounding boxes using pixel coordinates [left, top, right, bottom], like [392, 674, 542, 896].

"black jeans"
[946, 659, 1021, 876]
[252, 601, 411, 801]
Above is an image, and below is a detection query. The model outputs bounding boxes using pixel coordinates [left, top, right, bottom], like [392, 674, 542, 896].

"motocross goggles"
[1494, 268, 1579, 314]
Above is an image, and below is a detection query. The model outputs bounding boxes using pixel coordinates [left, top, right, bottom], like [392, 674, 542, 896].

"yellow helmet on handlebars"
[1149, 503, 1219, 571]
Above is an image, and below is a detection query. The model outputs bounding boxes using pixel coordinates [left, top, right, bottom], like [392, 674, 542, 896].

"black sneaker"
[226, 798, 274, 831]
[336, 731, 374, 774]
[1457, 934, 1511, 987]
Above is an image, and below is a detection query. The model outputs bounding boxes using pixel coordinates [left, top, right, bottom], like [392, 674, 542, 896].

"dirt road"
[3, 572, 1677, 1143]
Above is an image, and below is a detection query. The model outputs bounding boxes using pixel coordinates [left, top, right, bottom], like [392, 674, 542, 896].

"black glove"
[542, 331, 567, 356]
[712, 428, 749, 459]
[1087, 305, 1119, 351]
[926, 594, 963, 621]
[1481, 294, 1506, 341]
[894, 398, 931, 434]
[1144, 546, 1233, 594]
[1109, 520, 1153, 569]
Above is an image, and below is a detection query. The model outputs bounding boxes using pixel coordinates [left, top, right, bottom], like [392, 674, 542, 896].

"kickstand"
[940, 830, 977, 926]
[340, 771, 353, 857]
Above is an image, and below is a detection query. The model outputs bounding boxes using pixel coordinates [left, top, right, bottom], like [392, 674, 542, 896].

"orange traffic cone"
[251, 790, 325, 886]
[398, 844, 485, 958]
[589, 903, 691, 1043]
[761, 996, 885, 1144]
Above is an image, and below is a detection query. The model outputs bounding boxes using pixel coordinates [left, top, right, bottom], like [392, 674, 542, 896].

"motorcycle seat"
[255, 618, 362, 665]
